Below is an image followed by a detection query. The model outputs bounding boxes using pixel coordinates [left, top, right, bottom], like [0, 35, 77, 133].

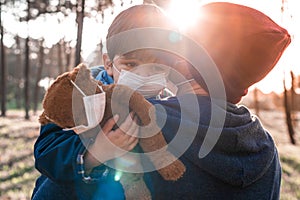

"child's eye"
[125, 62, 138, 68]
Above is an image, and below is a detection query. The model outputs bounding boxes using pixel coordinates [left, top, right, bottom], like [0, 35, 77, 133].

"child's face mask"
[113, 64, 168, 98]
[64, 80, 106, 134]
[165, 60, 195, 95]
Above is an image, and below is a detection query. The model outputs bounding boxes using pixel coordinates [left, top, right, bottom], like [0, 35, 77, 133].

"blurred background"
[0, 0, 299, 199]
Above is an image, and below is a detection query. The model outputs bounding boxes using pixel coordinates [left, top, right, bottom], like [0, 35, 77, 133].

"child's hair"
[106, 4, 176, 62]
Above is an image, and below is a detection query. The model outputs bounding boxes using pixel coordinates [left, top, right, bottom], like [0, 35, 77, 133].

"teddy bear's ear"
[69, 63, 92, 81]
[68, 63, 102, 96]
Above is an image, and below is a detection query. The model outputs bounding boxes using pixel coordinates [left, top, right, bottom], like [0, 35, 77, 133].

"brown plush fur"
[39, 64, 185, 199]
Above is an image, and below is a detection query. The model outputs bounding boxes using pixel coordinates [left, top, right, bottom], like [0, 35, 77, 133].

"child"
[32, 4, 178, 200]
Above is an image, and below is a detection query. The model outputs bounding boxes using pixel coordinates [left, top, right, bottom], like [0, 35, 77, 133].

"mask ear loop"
[112, 63, 121, 73]
[70, 79, 87, 97]
[98, 85, 104, 92]
[70, 78, 105, 95]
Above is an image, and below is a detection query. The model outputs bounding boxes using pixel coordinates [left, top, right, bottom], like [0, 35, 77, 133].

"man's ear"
[103, 53, 113, 76]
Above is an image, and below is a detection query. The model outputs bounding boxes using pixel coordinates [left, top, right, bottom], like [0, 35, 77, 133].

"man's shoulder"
[89, 65, 105, 78]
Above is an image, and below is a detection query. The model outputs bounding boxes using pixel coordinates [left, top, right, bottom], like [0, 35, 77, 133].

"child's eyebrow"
[118, 54, 138, 60]
[118, 57, 139, 62]
[122, 51, 157, 60]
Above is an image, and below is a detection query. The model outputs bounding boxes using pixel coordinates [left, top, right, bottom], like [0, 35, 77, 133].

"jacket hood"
[158, 95, 276, 188]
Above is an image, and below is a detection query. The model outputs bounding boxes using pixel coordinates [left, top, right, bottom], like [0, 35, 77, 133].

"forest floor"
[0, 109, 300, 200]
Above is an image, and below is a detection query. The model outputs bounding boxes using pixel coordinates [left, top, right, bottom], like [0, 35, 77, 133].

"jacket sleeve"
[34, 123, 86, 183]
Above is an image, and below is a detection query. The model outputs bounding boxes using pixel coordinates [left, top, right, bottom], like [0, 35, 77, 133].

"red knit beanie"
[186, 2, 291, 103]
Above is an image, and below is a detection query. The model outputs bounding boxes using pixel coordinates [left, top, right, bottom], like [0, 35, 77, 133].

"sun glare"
[165, 0, 200, 31]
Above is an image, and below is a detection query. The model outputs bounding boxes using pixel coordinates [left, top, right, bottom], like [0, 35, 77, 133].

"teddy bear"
[39, 63, 186, 199]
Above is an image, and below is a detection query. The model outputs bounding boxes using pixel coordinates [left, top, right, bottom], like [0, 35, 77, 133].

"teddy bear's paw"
[144, 148, 186, 181]
[158, 159, 186, 181]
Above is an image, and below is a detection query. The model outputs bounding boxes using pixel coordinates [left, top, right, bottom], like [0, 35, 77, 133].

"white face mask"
[63, 80, 106, 134]
[114, 64, 167, 98]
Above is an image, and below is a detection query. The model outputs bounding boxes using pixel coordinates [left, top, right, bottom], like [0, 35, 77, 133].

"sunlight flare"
[165, 0, 200, 31]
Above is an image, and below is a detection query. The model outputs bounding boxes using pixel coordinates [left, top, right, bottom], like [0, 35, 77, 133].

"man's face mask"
[64, 80, 106, 134]
[114, 64, 168, 98]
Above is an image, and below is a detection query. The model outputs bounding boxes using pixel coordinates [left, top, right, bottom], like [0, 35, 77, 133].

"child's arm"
[34, 124, 84, 183]
[34, 115, 138, 183]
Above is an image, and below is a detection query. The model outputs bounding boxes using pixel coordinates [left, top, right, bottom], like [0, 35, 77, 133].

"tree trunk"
[65, 41, 72, 71]
[15, 36, 23, 109]
[24, 0, 30, 120]
[33, 40, 44, 114]
[75, 0, 85, 66]
[253, 87, 260, 117]
[0, 0, 7, 117]
[283, 75, 296, 144]
[290, 71, 297, 128]
[57, 40, 63, 74]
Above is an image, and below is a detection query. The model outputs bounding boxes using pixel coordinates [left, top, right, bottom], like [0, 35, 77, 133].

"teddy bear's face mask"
[63, 80, 106, 134]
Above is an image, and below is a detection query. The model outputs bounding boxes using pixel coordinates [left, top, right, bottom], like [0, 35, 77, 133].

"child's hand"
[102, 113, 139, 152]
[84, 113, 139, 169]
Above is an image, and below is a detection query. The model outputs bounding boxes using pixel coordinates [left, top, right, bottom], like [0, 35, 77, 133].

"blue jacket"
[32, 94, 280, 200]
[32, 125, 126, 200]
[90, 65, 114, 85]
